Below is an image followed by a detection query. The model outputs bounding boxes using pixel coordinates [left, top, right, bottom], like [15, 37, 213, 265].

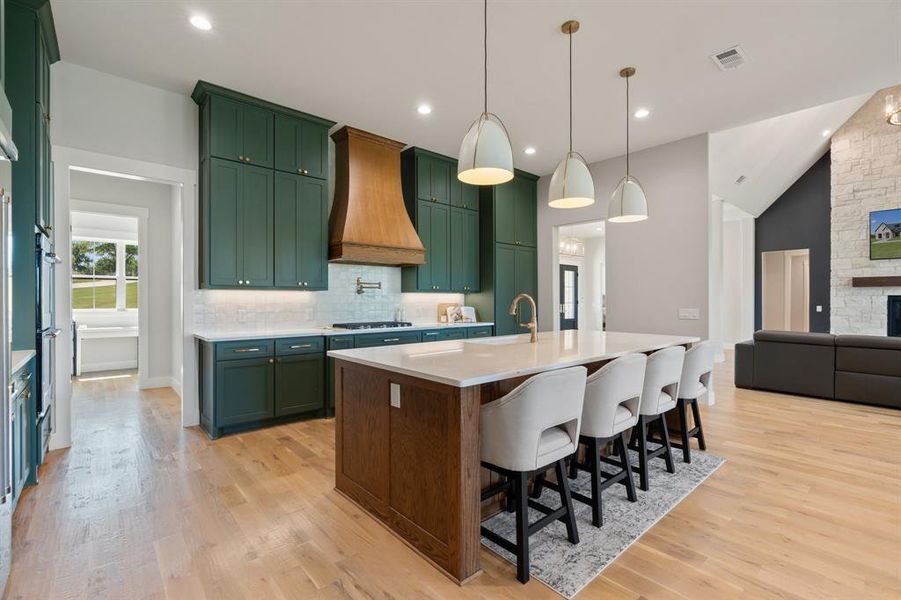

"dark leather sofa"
[735, 331, 901, 409]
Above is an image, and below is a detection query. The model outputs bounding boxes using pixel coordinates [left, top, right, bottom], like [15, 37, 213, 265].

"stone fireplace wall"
[830, 84, 901, 335]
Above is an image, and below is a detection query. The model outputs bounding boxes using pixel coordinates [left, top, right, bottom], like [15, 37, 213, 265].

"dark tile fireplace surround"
[890, 295, 901, 337]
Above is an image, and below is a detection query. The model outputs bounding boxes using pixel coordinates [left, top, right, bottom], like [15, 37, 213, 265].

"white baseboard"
[80, 359, 138, 373]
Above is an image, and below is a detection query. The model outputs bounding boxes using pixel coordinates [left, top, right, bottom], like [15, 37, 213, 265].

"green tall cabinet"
[193, 81, 335, 290]
[6, 0, 59, 350]
[466, 170, 539, 337]
[401, 147, 480, 293]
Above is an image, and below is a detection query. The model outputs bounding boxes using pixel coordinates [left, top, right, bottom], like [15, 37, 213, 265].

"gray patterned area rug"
[481, 448, 725, 598]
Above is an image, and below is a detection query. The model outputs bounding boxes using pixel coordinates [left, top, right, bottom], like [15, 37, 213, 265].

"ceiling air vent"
[735, 175, 747, 185]
[711, 45, 748, 71]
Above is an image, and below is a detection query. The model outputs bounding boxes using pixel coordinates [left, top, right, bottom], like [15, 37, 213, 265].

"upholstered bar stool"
[674, 341, 713, 463]
[533, 354, 645, 527]
[480, 366, 587, 584]
[629, 346, 685, 491]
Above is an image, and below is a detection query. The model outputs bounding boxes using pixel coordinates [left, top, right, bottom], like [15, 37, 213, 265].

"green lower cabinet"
[215, 357, 275, 427]
[466, 326, 494, 338]
[275, 354, 324, 416]
[422, 328, 467, 342]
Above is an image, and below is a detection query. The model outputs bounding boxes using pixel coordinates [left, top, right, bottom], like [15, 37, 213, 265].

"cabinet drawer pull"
[424, 332, 437, 336]
[234, 348, 261, 353]
[289, 344, 313, 349]
[383, 338, 400, 342]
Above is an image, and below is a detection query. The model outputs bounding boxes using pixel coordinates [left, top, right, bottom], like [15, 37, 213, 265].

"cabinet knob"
[239, 155, 245, 161]
[269, 358, 275, 364]
[238, 280, 244, 284]
[245, 156, 251, 163]
[303, 169, 309, 175]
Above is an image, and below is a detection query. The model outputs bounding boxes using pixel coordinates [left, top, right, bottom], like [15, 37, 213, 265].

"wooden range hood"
[328, 126, 425, 266]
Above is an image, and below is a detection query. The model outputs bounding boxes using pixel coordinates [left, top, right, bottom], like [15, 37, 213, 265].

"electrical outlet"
[390, 383, 401, 408]
[678, 308, 700, 320]
[816, 305, 823, 313]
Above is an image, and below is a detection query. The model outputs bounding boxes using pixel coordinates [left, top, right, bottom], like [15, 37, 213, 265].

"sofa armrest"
[734, 341, 754, 389]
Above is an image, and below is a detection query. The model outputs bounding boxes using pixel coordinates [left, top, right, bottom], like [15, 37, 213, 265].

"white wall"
[583, 237, 606, 331]
[70, 171, 174, 382]
[51, 62, 197, 170]
[51, 61, 198, 448]
[537, 134, 711, 339]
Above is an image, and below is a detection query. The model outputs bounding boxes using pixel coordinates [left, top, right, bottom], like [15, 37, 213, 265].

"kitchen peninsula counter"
[329, 330, 699, 583]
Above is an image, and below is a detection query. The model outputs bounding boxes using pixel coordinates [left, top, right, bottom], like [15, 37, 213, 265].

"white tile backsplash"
[193, 264, 464, 328]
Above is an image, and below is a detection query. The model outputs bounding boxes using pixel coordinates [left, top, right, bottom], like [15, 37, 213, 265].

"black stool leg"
[617, 431, 637, 502]
[514, 471, 530, 583]
[588, 438, 603, 527]
[505, 474, 516, 512]
[635, 416, 649, 491]
[690, 398, 707, 450]
[530, 471, 545, 499]
[678, 399, 691, 463]
[658, 415, 676, 474]
[554, 459, 579, 544]
[568, 447, 579, 479]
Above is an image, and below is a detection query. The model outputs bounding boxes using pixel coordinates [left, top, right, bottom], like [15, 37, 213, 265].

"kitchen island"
[329, 330, 699, 583]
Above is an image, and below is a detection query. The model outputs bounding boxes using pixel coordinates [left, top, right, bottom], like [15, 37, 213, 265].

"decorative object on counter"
[509, 293, 538, 343]
[457, 0, 514, 186]
[438, 302, 459, 322]
[608, 67, 649, 224]
[886, 93, 901, 126]
[446, 305, 476, 323]
[394, 306, 407, 322]
[548, 20, 595, 209]
[355, 276, 382, 294]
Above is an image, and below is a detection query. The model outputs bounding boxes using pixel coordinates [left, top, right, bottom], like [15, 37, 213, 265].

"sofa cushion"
[734, 341, 754, 389]
[835, 372, 901, 409]
[753, 330, 836, 346]
[835, 334, 901, 351]
[753, 339, 834, 399]
[836, 346, 901, 377]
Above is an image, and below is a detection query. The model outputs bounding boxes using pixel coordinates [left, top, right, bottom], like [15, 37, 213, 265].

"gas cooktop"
[332, 321, 414, 330]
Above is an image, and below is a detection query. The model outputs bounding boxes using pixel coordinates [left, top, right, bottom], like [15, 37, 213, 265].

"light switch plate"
[390, 383, 401, 408]
[678, 308, 700, 320]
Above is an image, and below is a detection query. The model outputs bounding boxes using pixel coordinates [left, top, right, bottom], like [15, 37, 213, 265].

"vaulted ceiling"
[52, 1, 899, 176]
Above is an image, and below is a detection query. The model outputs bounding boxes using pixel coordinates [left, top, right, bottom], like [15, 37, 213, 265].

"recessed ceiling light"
[417, 104, 432, 115]
[190, 15, 212, 31]
[633, 108, 650, 119]
[524, 146, 537, 155]
[821, 129, 831, 137]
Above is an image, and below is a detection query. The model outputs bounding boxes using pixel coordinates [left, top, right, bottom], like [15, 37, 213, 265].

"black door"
[559, 264, 578, 330]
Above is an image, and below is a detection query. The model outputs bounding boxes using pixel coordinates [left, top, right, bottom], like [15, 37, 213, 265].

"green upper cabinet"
[451, 176, 479, 211]
[274, 172, 328, 290]
[494, 174, 537, 247]
[274, 114, 329, 180]
[208, 95, 274, 168]
[401, 147, 479, 293]
[450, 207, 479, 293]
[416, 153, 451, 204]
[205, 158, 273, 288]
[194, 82, 335, 291]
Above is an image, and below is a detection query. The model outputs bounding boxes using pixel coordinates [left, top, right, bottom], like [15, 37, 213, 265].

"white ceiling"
[710, 93, 869, 216]
[51, 1, 900, 176]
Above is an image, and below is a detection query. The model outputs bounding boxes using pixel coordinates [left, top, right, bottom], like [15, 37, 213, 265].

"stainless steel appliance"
[0, 160, 14, 593]
[332, 321, 413, 330]
[36, 233, 59, 420]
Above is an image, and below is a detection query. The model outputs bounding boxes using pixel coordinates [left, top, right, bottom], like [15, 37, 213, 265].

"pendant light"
[457, 0, 514, 185]
[548, 20, 594, 209]
[608, 67, 648, 223]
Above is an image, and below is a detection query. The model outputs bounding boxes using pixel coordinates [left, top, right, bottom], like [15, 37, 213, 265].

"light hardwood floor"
[5, 360, 901, 599]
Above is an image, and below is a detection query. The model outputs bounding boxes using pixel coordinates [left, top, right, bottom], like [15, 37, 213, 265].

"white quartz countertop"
[193, 322, 494, 343]
[11, 350, 36, 375]
[328, 330, 700, 387]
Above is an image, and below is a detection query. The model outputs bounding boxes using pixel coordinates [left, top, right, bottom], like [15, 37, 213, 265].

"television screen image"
[869, 208, 901, 260]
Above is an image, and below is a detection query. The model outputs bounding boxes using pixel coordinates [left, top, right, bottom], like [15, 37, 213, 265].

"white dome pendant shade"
[609, 175, 648, 223]
[458, 112, 514, 185]
[607, 66, 648, 223]
[548, 152, 594, 208]
[548, 20, 595, 209]
[457, 0, 514, 186]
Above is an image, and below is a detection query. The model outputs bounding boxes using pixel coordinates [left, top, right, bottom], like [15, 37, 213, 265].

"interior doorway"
[559, 264, 579, 330]
[762, 248, 810, 332]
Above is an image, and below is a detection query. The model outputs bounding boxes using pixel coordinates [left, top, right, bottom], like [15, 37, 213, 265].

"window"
[72, 239, 139, 310]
